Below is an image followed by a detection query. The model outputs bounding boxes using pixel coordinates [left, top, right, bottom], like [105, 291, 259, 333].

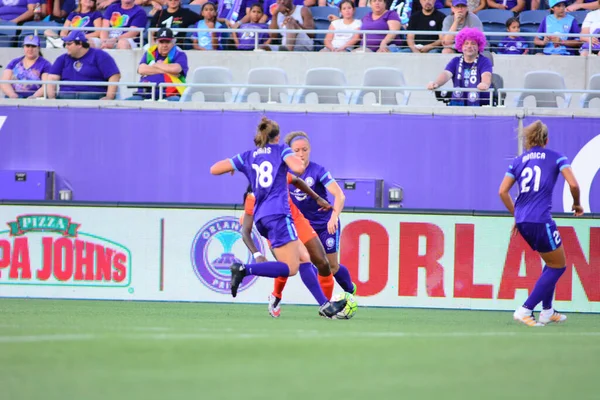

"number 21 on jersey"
[520, 166, 541, 193]
[252, 161, 273, 189]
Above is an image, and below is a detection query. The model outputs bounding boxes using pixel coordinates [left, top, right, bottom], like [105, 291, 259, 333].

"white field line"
[2, 331, 600, 343]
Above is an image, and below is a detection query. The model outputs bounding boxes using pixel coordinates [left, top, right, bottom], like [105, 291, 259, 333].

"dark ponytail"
[253, 116, 280, 148]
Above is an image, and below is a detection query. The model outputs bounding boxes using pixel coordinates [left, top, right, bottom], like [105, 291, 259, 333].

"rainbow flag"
[146, 45, 186, 96]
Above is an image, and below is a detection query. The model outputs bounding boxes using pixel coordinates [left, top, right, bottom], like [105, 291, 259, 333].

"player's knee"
[313, 257, 331, 275]
[288, 264, 299, 276]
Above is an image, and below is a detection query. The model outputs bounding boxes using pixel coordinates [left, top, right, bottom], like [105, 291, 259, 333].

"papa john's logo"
[190, 216, 265, 294]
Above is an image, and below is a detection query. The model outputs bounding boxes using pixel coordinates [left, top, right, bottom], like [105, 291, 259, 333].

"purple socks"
[246, 261, 289, 278]
[299, 262, 328, 306]
[524, 266, 566, 310]
[334, 264, 354, 293]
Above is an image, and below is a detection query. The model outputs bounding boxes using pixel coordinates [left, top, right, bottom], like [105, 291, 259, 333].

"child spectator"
[496, 16, 529, 55]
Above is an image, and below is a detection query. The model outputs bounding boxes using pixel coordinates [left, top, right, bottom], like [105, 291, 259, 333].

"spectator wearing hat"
[0, 0, 47, 23]
[1, 36, 52, 99]
[99, 0, 147, 49]
[127, 27, 188, 101]
[534, 0, 581, 55]
[46, 30, 121, 100]
[442, 0, 483, 53]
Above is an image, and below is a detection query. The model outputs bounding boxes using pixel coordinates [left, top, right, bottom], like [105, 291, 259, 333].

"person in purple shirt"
[128, 27, 188, 100]
[47, 30, 121, 100]
[45, 0, 103, 48]
[427, 27, 492, 107]
[496, 17, 529, 55]
[286, 131, 357, 297]
[499, 120, 584, 327]
[357, 0, 402, 52]
[0, 0, 47, 23]
[232, 3, 270, 50]
[1, 36, 51, 99]
[486, 0, 525, 14]
[100, 0, 147, 49]
[209, 117, 347, 318]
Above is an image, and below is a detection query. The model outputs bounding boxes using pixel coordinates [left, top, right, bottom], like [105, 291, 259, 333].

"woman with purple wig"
[427, 27, 492, 107]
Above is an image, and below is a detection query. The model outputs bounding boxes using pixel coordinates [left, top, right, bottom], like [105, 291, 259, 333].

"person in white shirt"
[579, 4, 600, 56]
[322, 0, 362, 52]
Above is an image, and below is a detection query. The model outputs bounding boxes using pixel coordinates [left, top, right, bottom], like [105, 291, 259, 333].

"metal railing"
[0, 26, 146, 47]
[0, 80, 156, 100]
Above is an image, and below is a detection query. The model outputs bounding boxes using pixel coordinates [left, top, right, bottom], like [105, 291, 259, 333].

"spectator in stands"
[46, 30, 121, 100]
[322, 0, 361, 52]
[579, 3, 600, 55]
[356, 0, 402, 52]
[534, 0, 581, 55]
[190, 0, 251, 23]
[442, 0, 483, 53]
[150, 0, 201, 42]
[48, 0, 77, 23]
[44, 0, 102, 48]
[486, 0, 525, 14]
[128, 27, 188, 100]
[99, 0, 147, 49]
[496, 16, 528, 54]
[427, 27, 492, 106]
[443, 0, 485, 13]
[567, 0, 599, 12]
[0, 0, 47, 23]
[269, 0, 315, 51]
[406, 0, 445, 53]
[191, 1, 224, 50]
[1, 36, 51, 99]
[232, 3, 271, 50]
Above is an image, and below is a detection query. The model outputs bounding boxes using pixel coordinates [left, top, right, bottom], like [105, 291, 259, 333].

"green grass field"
[1, 299, 599, 400]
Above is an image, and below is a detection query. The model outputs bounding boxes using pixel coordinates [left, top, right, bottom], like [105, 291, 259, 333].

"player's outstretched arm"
[561, 167, 584, 216]
[289, 175, 331, 210]
[210, 159, 235, 175]
[284, 154, 305, 175]
[498, 175, 516, 216]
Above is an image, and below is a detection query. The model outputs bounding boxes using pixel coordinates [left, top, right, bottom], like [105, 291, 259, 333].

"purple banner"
[523, 117, 600, 214]
[0, 107, 522, 210]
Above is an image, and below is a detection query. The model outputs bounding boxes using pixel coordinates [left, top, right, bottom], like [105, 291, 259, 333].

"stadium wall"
[1, 50, 600, 108]
[0, 106, 598, 212]
[0, 203, 598, 313]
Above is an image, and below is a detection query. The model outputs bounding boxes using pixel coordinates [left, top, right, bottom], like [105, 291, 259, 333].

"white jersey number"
[520, 166, 541, 193]
[252, 161, 273, 188]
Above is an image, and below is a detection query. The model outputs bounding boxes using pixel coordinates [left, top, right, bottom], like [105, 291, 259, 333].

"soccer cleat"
[513, 308, 544, 327]
[318, 297, 347, 319]
[539, 309, 567, 325]
[351, 282, 357, 296]
[229, 263, 246, 298]
[268, 294, 282, 318]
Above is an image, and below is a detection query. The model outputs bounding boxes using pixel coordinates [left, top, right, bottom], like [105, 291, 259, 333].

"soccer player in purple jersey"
[285, 132, 357, 297]
[210, 117, 347, 319]
[498, 120, 584, 327]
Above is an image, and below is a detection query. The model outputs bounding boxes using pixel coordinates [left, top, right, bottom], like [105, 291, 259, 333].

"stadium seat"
[354, 7, 371, 20]
[351, 67, 411, 106]
[438, 8, 451, 16]
[293, 68, 350, 104]
[519, 10, 547, 33]
[180, 66, 236, 102]
[17, 21, 61, 48]
[580, 74, 600, 108]
[310, 6, 339, 21]
[569, 10, 588, 26]
[514, 70, 572, 108]
[236, 67, 291, 104]
[477, 9, 513, 33]
[186, 5, 201, 15]
[0, 20, 17, 47]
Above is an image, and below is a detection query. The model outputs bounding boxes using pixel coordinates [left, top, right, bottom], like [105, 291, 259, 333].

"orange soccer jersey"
[242, 174, 317, 245]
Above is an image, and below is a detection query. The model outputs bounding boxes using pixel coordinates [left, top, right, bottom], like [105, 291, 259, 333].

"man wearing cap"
[534, 0, 581, 55]
[99, 0, 147, 49]
[441, 0, 483, 53]
[1, 35, 52, 99]
[127, 27, 188, 101]
[487, 0, 525, 13]
[46, 30, 121, 100]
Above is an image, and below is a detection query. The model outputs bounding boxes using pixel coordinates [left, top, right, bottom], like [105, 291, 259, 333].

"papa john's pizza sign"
[0, 214, 132, 287]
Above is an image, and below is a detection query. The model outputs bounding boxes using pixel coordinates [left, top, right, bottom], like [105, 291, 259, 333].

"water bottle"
[33, 3, 42, 21]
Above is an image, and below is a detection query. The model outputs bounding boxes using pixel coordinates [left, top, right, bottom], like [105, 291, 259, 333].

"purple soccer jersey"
[290, 162, 335, 231]
[497, 36, 528, 55]
[230, 143, 294, 222]
[49, 48, 120, 94]
[506, 146, 570, 224]
[445, 55, 493, 106]
[237, 23, 269, 50]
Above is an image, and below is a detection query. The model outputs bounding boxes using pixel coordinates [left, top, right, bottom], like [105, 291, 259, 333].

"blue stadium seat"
[186, 4, 202, 15]
[0, 20, 17, 47]
[310, 6, 338, 21]
[142, 5, 154, 16]
[438, 8, 451, 16]
[354, 7, 371, 20]
[519, 10, 547, 33]
[18, 20, 61, 47]
[569, 10, 588, 26]
[478, 9, 513, 32]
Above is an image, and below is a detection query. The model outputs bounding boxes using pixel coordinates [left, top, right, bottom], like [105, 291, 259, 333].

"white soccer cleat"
[268, 294, 281, 318]
[513, 307, 544, 327]
[539, 309, 567, 325]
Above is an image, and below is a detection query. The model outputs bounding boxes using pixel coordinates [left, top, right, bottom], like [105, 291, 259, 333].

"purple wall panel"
[0, 107, 522, 209]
